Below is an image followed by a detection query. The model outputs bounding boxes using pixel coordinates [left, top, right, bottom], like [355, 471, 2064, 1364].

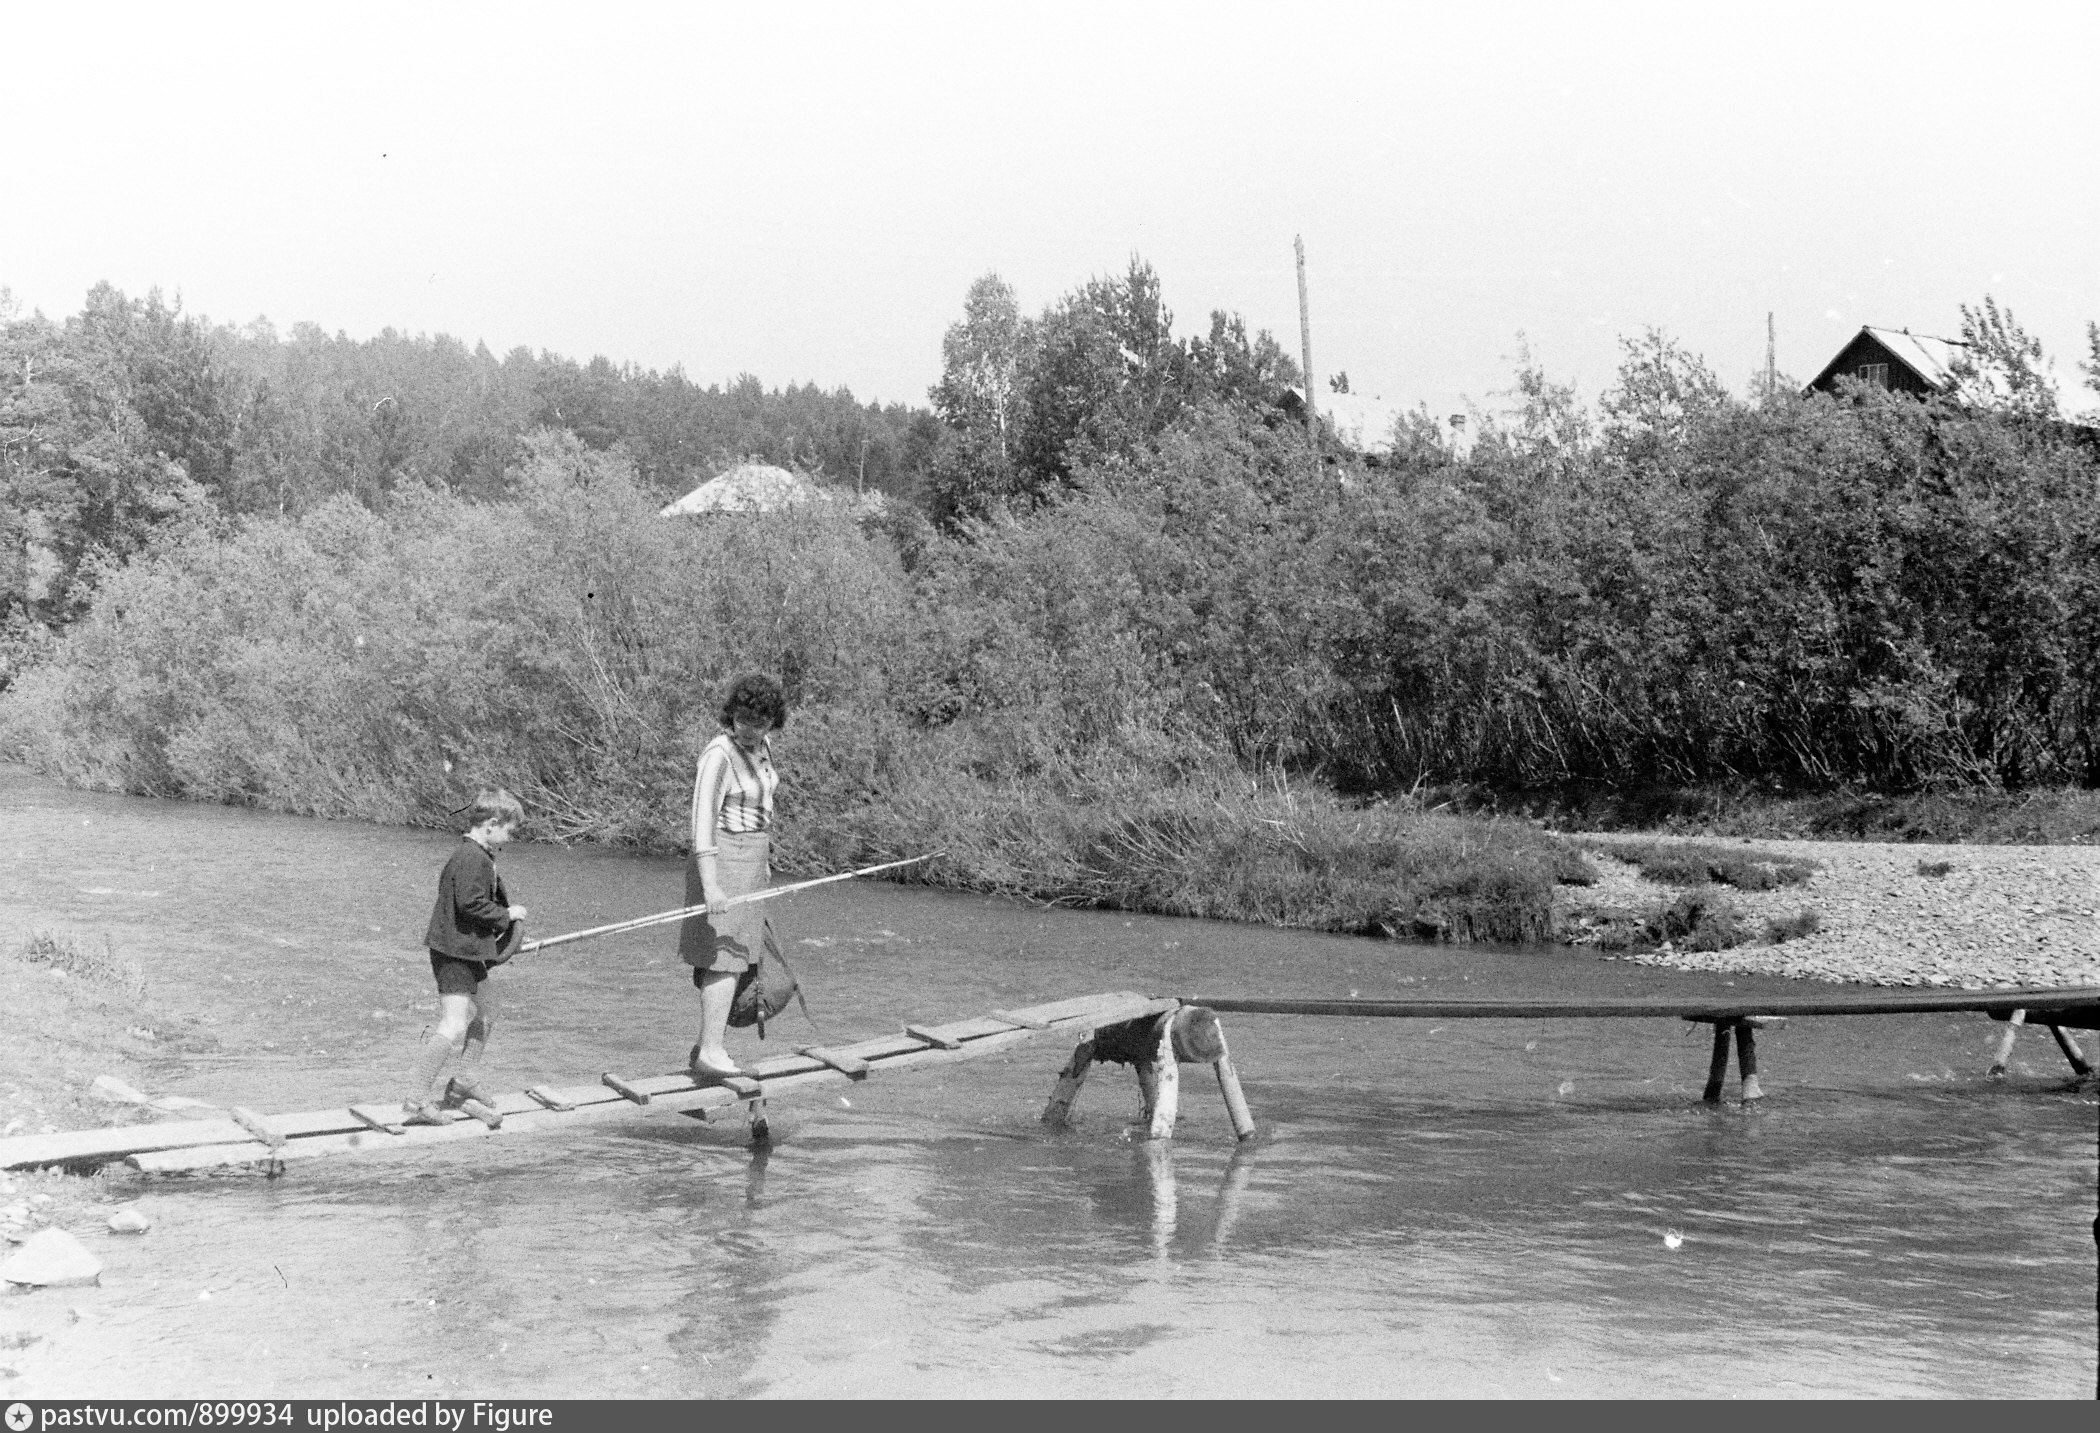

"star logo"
[5, 1402, 34, 1432]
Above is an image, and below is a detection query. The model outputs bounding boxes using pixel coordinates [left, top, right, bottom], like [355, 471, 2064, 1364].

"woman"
[679, 672, 788, 1077]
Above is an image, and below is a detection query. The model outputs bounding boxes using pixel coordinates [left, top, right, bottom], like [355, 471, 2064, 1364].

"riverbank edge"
[11, 757, 2099, 987]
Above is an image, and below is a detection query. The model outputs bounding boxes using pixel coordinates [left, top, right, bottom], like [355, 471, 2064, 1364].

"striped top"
[691, 732, 777, 846]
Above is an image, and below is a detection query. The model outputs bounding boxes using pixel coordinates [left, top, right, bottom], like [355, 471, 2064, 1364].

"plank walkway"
[7, 984, 2093, 1175]
[0, 990, 1175, 1176]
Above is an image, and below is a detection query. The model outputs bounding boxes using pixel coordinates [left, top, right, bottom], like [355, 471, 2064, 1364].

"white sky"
[5, 2, 2096, 420]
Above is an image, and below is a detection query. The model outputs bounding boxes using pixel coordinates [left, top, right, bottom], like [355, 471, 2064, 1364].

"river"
[2, 765, 2094, 1397]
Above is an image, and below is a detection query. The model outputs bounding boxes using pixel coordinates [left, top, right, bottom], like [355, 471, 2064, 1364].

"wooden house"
[1806, 327, 1963, 398]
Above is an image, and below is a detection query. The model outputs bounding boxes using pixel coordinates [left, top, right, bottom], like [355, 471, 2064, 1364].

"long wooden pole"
[517, 852, 943, 955]
[1295, 235, 1316, 442]
[1177, 990, 2100, 1020]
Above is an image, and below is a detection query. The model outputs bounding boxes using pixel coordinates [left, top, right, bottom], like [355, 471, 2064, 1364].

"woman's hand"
[507, 905, 528, 922]
[702, 882, 729, 911]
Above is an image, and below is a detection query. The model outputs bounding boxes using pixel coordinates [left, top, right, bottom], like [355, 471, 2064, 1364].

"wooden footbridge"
[2, 984, 2093, 1178]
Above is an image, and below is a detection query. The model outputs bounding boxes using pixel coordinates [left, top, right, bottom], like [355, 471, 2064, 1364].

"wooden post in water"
[1041, 1035, 1097, 1127]
[1169, 1005, 1256, 1142]
[1043, 1005, 1255, 1142]
[1702, 1021, 1734, 1103]
[1735, 1020, 1763, 1102]
[1147, 1012, 1182, 1140]
[1989, 1008, 2026, 1076]
[1214, 1047, 1257, 1142]
[2043, 1023, 2093, 1077]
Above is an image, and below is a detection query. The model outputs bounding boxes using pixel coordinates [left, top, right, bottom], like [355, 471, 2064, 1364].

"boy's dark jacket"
[425, 836, 516, 964]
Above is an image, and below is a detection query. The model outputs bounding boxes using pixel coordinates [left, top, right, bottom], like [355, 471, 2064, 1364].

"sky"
[5, 2, 2097, 423]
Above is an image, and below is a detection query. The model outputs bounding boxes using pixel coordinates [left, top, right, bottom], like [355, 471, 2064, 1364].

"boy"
[404, 789, 529, 1126]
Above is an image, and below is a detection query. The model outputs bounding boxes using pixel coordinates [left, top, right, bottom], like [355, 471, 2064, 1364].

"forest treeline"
[3, 264, 2098, 936]
[0, 281, 944, 639]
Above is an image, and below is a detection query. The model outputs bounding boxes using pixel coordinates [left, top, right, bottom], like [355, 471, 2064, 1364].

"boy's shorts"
[429, 950, 491, 996]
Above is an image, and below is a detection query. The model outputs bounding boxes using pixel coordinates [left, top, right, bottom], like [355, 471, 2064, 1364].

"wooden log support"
[1041, 1037, 1097, 1127]
[1989, 1008, 2026, 1076]
[1169, 1006, 1227, 1064]
[525, 1086, 575, 1112]
[990, 1009, 1053, 1031]
[1689, 1014, 1780, 1103]
[798, 1045, 870, 1077]
[1147, 1012, 1182, 1140]
[2043, 1023, 2093, 1077]
[1702, 1022, 1733, 1104]
[1213, 1044, 1257, 1142]
[602, 1073, 651, 1105]
[1736, 1021, 1763, 1102]
[229, 1107, 286, 1150]
[903, 1023, 964, 1051]
[713, 1074, 764, 1099]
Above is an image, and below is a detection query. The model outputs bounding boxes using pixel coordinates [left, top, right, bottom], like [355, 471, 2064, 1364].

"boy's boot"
[403, 1029, 463, 1125]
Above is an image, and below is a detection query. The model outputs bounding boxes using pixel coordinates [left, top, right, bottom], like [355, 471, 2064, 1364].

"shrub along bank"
[5, 330, 2098, 952]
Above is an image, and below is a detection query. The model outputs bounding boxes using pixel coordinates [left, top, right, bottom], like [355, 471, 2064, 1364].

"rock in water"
[0, 1228, 104, 1288]
[107, 1208, 151, 1235]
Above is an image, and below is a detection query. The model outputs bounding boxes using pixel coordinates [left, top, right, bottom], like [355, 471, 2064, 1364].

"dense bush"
[1, 433, 910, 841]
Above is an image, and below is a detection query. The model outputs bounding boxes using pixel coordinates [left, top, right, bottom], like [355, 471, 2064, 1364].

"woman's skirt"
[678, 829, 770, 973]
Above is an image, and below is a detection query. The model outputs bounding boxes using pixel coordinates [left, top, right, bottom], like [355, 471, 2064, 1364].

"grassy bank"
[790, 767, 1584, 944]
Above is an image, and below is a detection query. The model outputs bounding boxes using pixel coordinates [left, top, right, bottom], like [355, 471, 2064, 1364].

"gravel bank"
[1567, 834, 2100, 989]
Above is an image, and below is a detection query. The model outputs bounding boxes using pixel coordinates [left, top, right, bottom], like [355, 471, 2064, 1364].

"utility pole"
[1295, 235, 1316, 443]
[1766, 312, 1777, 399]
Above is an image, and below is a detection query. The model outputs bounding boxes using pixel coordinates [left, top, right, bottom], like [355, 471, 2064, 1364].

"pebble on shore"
[1565, 835, 2100, 989]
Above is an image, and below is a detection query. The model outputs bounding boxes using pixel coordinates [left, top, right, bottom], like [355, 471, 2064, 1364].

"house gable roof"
[1807, 326, 1965, 394]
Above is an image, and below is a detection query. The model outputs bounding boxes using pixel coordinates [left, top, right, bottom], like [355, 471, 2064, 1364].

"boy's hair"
[464, 788, 525, 832]
[718, 672, 789, 731]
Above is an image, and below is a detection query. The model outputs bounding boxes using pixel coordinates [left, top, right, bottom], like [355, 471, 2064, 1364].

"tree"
[1947, 296, 2058, 419]
[930, 273, 1028, 460]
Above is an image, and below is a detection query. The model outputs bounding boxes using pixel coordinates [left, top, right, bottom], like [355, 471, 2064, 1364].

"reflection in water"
[1, 764, 2094, 1397]
[1136, 1141, 1260, 1262]
[1145, 1142, 1174, 1258]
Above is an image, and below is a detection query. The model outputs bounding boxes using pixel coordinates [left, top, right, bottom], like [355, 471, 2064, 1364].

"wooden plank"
[1, 1117, 250, 1169]
[798, 1045, 871, 1076]
[129, 1141, 277, 1173]
[902, 1023, 964, 1051]
[350, 1104, 407, 1135]
[601, 1073, 651, 1105]
[525, 1086, 575, 1112]
[456, 1098, 503, 1130]
[1179, 988, 2100, 1021]
[229, 1107, 285, 1150]
[989, 1009, 1053, 1030]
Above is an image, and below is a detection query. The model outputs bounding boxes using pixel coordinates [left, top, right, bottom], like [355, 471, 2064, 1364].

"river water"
[2, 765, 2094, 1398]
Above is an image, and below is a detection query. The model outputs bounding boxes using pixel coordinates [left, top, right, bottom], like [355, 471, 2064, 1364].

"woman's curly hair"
[718, 672, 788, 730]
